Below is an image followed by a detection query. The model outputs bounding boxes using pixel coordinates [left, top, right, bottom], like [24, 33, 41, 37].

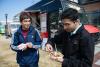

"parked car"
[0, 25, 5, 34]
[10, 22, 20, 36]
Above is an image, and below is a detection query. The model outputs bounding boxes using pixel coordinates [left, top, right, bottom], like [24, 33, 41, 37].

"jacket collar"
[71, 23, 82, 36]
[75, 24, 85, 35]
[17, 25, 34, 34]
[70, 24, 85, 36]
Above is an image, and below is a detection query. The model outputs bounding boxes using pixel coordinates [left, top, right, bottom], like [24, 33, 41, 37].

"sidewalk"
[93, 43, 100, 67]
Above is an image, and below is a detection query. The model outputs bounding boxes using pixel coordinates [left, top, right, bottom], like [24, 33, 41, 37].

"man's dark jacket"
[48, 25, 94, 67]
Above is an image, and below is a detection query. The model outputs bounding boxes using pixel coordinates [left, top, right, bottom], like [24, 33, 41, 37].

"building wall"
[78, 0, 100, 5]
[83, 2, 100, 12]
[81, 1, 100, 27]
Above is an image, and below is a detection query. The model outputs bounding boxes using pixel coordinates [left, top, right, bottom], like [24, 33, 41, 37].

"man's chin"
[23, 27, 29, 30]
[65, 30, 71, 32]
[25, 26, 30, 29]
[25, 28, 29, 30]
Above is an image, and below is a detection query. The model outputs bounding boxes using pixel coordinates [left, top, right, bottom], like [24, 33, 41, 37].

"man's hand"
[45, 44, 53, 52]
[50, 55, 64, 63]
[26, 42, 33, 48]
[50, 51, 64, 62]
[32, 45, 41, 49]
[56, 56, 64, 62]
[18, 43, 27, 51]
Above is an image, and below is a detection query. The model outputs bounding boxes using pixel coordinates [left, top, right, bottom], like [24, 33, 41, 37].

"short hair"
[61, 8, 79, 21]
[19, 12, 32, 22]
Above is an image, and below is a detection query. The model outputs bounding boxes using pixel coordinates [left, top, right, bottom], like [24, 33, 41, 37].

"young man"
[10, 12, 42, 67]
[46, 8, 94, 67]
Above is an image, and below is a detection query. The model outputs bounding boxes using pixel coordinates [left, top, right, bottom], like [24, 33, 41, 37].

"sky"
[0, 0, 41, 21]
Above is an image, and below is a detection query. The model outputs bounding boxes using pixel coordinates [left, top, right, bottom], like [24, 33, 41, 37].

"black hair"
[61, 8, 79, 21]
[19, 12, 32, 22]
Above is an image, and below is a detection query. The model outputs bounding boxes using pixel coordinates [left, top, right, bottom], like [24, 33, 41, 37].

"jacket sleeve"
[47, 32, 63, 47]
[10, 32, 21, 52]
[62, 35, 94, 67]
[33, 29, 42, 48]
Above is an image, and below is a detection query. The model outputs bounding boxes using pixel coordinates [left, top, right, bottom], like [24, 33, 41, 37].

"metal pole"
[5, 14, 8, 25]
[5, 14, 8, 38]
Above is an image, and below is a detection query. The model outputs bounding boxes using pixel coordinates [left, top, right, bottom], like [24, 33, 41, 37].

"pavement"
[93, 42, 100, 67]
